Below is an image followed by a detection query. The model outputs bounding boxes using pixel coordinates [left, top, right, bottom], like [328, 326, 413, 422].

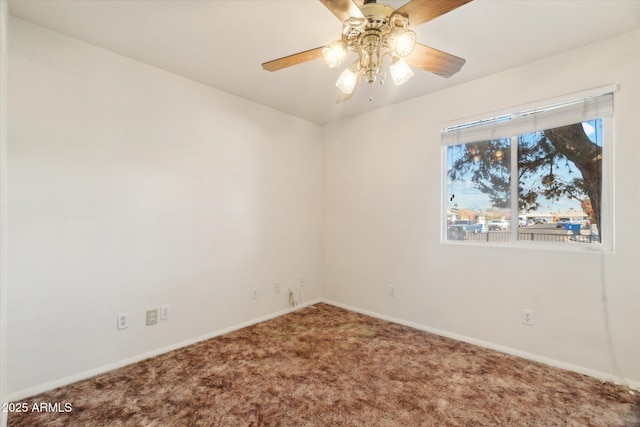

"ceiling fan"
[262, 0, 472, 103]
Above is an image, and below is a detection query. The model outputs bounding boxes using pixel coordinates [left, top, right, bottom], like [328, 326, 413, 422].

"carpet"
[8, 303, 639, 426]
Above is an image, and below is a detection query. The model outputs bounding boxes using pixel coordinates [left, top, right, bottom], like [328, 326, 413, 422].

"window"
[443, 87, 613, 249]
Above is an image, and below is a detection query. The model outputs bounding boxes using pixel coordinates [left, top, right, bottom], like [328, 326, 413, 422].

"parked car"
[488, 219, 509, 230]
[534, 218, 547, 224]
[448, 220, 484, 239]
[556, 217, 574, 228]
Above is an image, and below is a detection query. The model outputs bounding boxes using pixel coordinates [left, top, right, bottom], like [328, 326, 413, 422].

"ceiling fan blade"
[405, 43, 466, 78]
[262, 47, 324, 72]
[319, 0, 364, 22]
[393, 0, 472, 26]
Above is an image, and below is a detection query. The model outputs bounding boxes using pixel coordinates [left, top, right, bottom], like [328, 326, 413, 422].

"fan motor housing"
[360, 3, 395, 28]
[342, 3, 396, 51]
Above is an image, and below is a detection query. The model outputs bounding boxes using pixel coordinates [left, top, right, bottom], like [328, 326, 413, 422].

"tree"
[581, 198, 594, 222]
[449, 122, 602, 231]
[543, 123, 602, 230]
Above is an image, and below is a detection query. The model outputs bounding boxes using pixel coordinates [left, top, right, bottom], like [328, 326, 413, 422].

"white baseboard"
[322, 299, 640, 392]
[8, 298, 322, 401]
[10, 296, 637, 402]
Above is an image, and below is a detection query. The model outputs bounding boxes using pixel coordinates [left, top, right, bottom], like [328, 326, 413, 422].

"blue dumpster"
[571, 224, 581, 235]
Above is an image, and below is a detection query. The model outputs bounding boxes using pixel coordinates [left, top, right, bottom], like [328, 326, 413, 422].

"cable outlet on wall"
[288, 288, 298, 308]
[146, 309, 158, 326]
[160, 305, 170, 320]
[522, 309, 534, 325]
[117, 312, 129, 330]
[274, 282, 281, 293]
[299, 278, 304, 288]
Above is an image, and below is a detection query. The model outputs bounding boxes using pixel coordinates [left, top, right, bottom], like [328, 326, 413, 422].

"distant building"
[523, 211, 588, 223]
[561, 211, 589, 222]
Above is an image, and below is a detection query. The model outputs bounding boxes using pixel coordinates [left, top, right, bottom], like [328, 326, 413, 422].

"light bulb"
[394, 30, 416, 57]
[336, 67, 358, 94]
[389, 57, 413, 86]
[322, 41, 347, 69]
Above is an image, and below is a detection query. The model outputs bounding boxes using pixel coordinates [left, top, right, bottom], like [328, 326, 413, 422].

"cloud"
[582, 122, 595, 136]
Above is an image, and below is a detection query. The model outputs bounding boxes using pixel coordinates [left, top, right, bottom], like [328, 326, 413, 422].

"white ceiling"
[8, 0, 640, 125]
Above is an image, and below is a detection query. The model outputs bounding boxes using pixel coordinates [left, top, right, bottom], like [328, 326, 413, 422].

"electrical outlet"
[274, 282, 281, 293]
[389, 284, 397, 297]
[160, 305, 170, 320]
[117, 312, 129, 330]
[146, 309, 158, 326]
[252, 287, 259, 299]
[522, 309, 534, 325]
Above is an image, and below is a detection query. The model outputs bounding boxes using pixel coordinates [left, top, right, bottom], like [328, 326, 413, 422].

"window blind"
[441, 91, 614, 146]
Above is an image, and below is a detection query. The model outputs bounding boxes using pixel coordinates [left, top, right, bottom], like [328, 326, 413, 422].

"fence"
[450, 230, 601, 244]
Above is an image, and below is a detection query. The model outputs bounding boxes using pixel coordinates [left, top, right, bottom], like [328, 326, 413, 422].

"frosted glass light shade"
[322, 41, 347, 69]
[390, 58, 413, 86]
[336, 67, 358, 94]
[394, 30, 416, 57]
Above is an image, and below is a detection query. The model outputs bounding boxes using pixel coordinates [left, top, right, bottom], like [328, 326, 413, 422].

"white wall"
[323, 30, 640, 388]
[7, 18, 323, 397]
[1, 1, 9, 426]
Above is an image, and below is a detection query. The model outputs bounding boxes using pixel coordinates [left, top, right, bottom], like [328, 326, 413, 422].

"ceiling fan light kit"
[390, 55, 414, 85]
[262, 0, 472, 102]
[391, 27, 418, 57]
[322, 40, 348, 69]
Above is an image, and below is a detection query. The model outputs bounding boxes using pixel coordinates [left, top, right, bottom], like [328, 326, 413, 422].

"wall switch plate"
[522, 309, 534, 325]
[146, 309, 158, 326]
[252, 287, 259, 299]
[117, 312, 129, 330]
[160, 305, 170, 320]
[389, 284, 397, 297]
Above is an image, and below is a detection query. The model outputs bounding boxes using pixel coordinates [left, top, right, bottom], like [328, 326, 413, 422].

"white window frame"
[441, 85, 616, 251]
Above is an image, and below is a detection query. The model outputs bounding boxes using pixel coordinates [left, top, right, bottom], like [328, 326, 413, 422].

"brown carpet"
[8, 303, 639, 426]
